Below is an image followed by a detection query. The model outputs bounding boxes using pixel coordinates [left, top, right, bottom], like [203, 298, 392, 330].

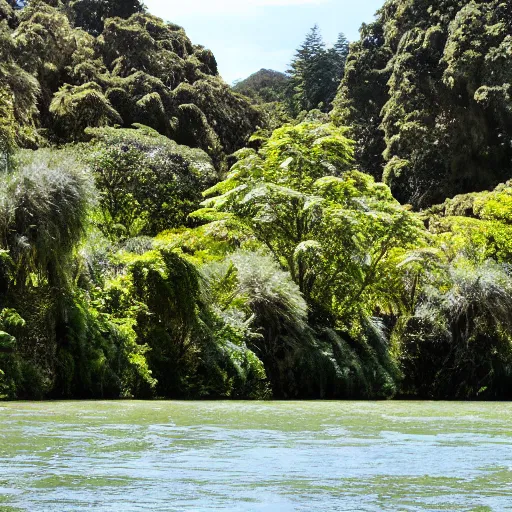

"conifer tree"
[323, 32, 350, 108]
[287, 25, 326, 115]
[333, 32, 349, 78]
[287, 26, 349, 115]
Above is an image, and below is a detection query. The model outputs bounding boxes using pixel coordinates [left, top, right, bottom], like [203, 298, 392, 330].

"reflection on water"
[0, 401, 511, 511]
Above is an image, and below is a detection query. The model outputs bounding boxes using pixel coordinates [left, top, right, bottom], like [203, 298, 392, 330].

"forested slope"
[1, 0, 512, 401]
[232, 69, 289, 104]
[0, 0, 260, 166]
[333, 0, 512, 207]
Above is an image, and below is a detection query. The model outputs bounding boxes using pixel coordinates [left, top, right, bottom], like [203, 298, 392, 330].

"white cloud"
[145, 0, 329, 17]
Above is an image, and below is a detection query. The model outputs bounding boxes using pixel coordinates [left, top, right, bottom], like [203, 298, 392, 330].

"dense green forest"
[1, 0, 512, 401]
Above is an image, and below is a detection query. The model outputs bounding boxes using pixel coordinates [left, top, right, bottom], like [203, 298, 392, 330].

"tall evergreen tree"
[287, 26, 350, 115]
[333, 32, 349, 59]
[287, 25, 326, 114]
[324, 32, 350, 108]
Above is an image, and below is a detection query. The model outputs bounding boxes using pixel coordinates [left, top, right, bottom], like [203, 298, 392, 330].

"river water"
[0, 401, 511, 511]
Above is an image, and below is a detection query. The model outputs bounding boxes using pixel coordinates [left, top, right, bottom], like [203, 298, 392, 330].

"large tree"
[197, 121, 425, 397]
[287, 26, 349, 115]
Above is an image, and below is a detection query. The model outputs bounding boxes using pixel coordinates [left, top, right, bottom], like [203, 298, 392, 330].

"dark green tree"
[332, 19, 391, 180]
[0, 16, 39, 149]
[70, 0, 145, 35]
[85, 125, 216, 237]
[287, 25, 326, 114]
[325, 32, 350, 105]
[287, 26, 350, 115]
[6, 3, 260, 163]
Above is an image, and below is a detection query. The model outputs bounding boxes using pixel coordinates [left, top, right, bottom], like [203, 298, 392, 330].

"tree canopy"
[1, 0, 261, 168]
[287, 25, 349, 115]
[333, 0, 512, 208]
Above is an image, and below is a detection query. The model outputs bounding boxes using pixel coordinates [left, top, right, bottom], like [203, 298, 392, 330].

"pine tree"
[333, 32, 349, 78]
[286, 25, 326, 115]
[323, 32, 350, 108]
[286, 27, 350, 115]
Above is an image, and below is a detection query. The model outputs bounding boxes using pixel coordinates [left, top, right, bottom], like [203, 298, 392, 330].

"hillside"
[0, 0, 261, 166]
[333, 0, 512, 207]
[232, 69, 289, 104]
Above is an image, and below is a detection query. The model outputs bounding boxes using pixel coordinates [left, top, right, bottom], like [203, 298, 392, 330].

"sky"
[144, 0, 383, 84]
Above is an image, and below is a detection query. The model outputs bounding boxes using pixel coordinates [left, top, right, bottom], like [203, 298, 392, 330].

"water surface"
[0, 401, 510, 511]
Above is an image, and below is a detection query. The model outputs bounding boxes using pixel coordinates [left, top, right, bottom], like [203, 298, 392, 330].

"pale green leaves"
[196, 120, 426, 326]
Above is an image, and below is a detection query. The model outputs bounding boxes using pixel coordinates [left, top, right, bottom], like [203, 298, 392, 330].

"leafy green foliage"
[0, 148, 155, 400]
[0, 18, 39, 149]
[0, 307, 24, 398]
[98, 13, 260, 161]
[105, 249, 203, 397]
[0, 149, 92, 289]
[231, 69, 298, 145]
[2, 2, 260, 164]
[332, 19, 390, 180]
[3, 0, 512, 402]
[55, 294, 156, 399]
[203, 250, 311, 397]
[0, 87, 16, 166]
[85, 126, 216, 238]
[199, 121, 426, 397]
[233, 69, 290, 104]
[333, 0, 512, 207]
[14, 1, 77, 124]
[0, 149, 88, 397]
[391, 180, 512, 399]
[50, 82, 122, 140]
[0, 0, 13, 22]
[90, 247, 270, 398]
[202, 122, 423, 319]
[70, 0, 145, 36]
[396, 260, 512, 399]
[428, 181, 512, 264]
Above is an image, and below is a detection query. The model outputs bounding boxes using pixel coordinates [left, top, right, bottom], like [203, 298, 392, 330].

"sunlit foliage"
[333, 0, 512, 207]
[85, 125, 217, 238]
[2, 0, 512, 401]
[197, 121, 426, 397]
[2, 1, 260, 167]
